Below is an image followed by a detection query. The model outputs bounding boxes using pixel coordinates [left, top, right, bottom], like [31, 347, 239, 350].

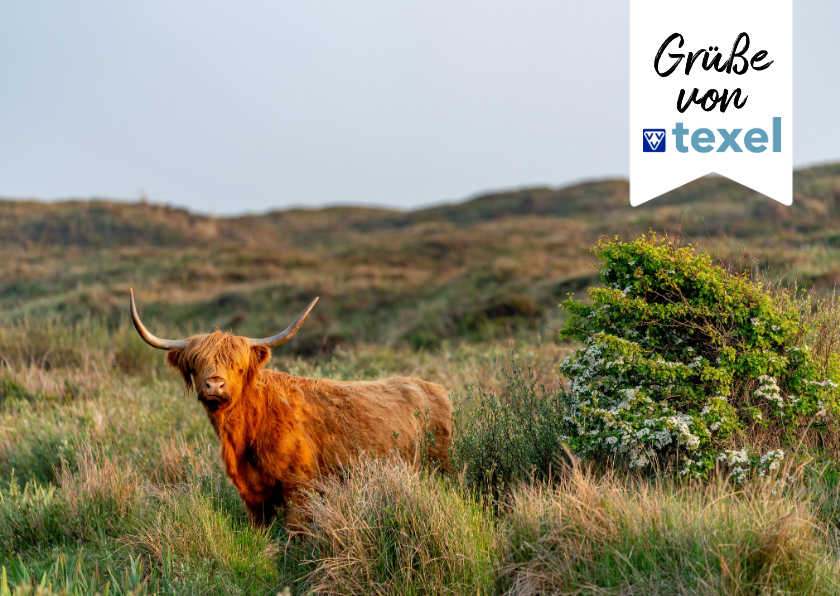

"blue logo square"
[643, 129, 666, 152]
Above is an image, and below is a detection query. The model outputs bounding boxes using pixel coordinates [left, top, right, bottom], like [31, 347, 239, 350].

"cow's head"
[129, 289, 318, 413]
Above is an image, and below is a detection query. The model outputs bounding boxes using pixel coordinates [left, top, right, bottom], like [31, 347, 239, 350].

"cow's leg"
[282, 486, 309, 532]
[245, 499, 277, 528]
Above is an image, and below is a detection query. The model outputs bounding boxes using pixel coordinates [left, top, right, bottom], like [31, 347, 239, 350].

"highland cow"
[130, 290, 452, 529]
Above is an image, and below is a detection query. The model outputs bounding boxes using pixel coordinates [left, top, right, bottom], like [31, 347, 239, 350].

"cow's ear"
[250, 345, 271, 370]
[166, 349, 193, 390]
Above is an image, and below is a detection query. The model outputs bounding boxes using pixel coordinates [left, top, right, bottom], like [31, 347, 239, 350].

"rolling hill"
[2, 163, 840, 353]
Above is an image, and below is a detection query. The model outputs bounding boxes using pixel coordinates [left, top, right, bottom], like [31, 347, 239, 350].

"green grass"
[0, 328, 838, 595]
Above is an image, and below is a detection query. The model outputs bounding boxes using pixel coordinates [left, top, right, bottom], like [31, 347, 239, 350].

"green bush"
[452, 360, 568, 496]
[558, 234, 840, 479]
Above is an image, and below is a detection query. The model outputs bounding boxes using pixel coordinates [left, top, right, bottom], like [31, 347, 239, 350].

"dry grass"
[300, 457, 498, 596]
[149, 435, 220, 485]
[803, 291, 840, 378]
[502, 464, 840, 596]
[55, 445, 140, 540]
[1, 363, 106, 403]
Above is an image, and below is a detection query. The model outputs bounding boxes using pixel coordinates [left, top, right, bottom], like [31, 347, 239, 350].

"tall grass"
[0, 439, 279, 596]
[299, 457, 498, 595]
[1, 550, 155, 596]
[0, 446, 139, 553]
[0, 316, 175, 378]
[127, 484, 279, 595]
[0, 315, 839, 594]
[503, 465, 840, 596]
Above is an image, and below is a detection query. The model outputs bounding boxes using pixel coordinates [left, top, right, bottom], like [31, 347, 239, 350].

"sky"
[1, 1, 838, 215]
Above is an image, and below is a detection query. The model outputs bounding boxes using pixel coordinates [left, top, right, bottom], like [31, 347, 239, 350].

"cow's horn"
[248, 297, 319, 348]
[130, 289, 189, 350]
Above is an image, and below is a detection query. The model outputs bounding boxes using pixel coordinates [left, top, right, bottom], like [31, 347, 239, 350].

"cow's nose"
[204, 378, 226, 395]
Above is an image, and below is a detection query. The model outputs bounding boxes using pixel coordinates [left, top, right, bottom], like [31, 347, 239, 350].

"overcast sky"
[1, 1, 838, 214]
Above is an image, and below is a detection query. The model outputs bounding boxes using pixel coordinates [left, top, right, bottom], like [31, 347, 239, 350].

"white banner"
[629, 0, 792, 206]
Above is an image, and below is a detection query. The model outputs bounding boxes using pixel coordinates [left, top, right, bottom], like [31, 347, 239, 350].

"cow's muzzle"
[198, 393, 230, 412]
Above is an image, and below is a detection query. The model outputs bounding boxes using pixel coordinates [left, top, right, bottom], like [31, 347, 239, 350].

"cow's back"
[268, 372, 452, 470]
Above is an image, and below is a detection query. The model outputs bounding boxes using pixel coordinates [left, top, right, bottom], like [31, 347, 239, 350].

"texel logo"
[630, 0, 792, 206]
[643, 129, 666, 152]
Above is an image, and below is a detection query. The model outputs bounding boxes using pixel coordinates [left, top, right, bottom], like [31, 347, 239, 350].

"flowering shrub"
[718, 447, 788, 484]
[558, 234, 840, 479]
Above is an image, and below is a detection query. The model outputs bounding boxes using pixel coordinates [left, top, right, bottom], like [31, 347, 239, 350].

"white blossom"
[755, 376, 784, 409]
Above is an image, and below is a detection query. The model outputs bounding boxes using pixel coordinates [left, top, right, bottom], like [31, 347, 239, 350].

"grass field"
[2, 166, 840, 594]
[2, 327, 839, 595]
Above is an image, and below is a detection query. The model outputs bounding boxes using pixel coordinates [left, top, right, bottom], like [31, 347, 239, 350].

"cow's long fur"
[165, 331, 452, 528]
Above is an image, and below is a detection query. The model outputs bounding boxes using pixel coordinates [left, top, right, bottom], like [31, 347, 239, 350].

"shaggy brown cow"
[129, 290, 452, 528]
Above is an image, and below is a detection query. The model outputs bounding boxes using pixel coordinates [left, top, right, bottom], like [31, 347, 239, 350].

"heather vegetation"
[2, 167, 840, 594]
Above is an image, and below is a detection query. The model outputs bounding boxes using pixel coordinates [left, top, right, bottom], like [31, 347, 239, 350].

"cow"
[129, 290, 452, 529]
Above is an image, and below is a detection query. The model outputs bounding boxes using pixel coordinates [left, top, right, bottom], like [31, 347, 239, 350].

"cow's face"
[130, 291, 317, 412]
[166, 331, 271, 413]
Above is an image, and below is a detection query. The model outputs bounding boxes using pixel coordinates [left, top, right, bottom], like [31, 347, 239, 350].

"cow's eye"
[238, 368, 244, 375]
